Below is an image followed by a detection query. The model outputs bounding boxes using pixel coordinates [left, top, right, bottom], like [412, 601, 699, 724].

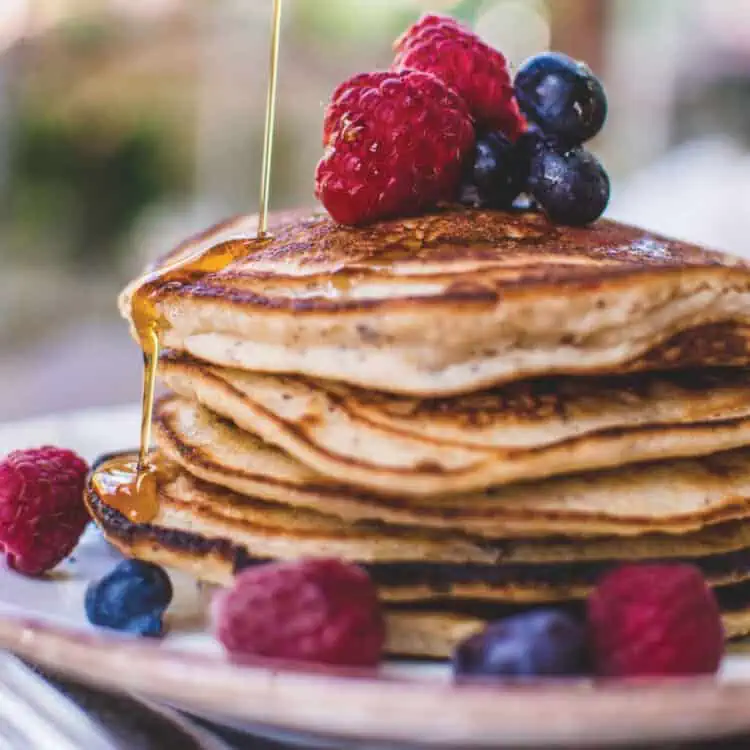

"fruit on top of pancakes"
[529, 144, 611, 227]
[588, 564, 724, 678]
[0, 446, 89, 576]
[459, 130, 536, 210]
[85, 560, 173, 638]
[513, 53, 610, 225]
[514, 52, 607, 147]
[392, 13, 524, 139]
[316, 70, 474, 226]
[318, 14, 609, 226]
[453, 609, 588, 679]
[212, 558, 385, 667]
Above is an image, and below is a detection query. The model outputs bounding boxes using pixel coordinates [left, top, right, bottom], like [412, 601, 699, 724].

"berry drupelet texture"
[588, 564, 724, 678]
[393, 13, 525, 139]
[0, 447, 89, 576]
[316, 70, 474, 226]
[212, 558, 385, 668]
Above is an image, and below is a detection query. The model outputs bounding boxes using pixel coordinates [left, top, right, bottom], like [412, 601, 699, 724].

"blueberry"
[529, 144, 610, 226]
[123, 612, 164, 638]
[459, 131, 533, 209]
[85, 560, 172, 636]
[515, 52, 607, 146]
[453, 610, 588, 679]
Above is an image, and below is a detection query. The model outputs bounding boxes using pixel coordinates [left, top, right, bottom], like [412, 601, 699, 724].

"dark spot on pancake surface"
[356, 324, 380, 344]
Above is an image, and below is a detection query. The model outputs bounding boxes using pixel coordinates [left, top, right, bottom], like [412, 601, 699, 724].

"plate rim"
[2, 614, 750, 748]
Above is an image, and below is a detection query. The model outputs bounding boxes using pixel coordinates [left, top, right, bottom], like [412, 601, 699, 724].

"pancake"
[92, 450, 750, 567]
[154, 395, 750, 538]
[385, 583, 750, 658]
[161, 353, 750, 494]
[87, 456, 750, 604]
[120, 208, 750, 396]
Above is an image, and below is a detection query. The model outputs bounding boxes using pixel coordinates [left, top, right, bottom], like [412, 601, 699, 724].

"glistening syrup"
[91, 0, 283, 522]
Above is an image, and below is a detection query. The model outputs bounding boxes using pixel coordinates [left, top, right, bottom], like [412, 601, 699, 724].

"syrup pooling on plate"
[92, 457, 160, 524]
[90, 0, 283, 524]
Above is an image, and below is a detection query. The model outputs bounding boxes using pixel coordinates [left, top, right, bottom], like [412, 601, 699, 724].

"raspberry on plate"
[316, 70, 474, 226]
[0, 447, 89, 576]
[393, 13, 525, 139]
[212, 558, 385, 668]
[588, 564, 724, 678]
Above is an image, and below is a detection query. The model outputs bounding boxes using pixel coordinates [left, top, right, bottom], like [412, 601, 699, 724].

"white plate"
[2, 406, 750, 749]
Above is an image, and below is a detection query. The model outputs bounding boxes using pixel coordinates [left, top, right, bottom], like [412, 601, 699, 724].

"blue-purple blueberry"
[460, 130, 541, 209]
[515, 52, 607, 147]
[453, 610, 589, 679]
[529, 144, 610, 226]
[85, 559, 172, 638]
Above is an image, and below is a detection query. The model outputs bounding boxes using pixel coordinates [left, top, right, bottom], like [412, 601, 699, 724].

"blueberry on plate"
[515, 52, 607, 146]
[123, 612, 165, 638]
[529, 144, 610, 226]
[460, 131, 534, 209]
[453, 609, 589, 679]
[85, 559, 173, 638]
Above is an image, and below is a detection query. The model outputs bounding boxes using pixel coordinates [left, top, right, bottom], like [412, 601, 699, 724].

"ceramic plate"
[2, 406, 750, 749]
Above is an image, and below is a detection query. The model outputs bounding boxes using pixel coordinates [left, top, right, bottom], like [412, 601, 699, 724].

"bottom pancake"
[385, 582, 750, 659]
[87, 456, 750, 658]
[88, 455, 750, 603]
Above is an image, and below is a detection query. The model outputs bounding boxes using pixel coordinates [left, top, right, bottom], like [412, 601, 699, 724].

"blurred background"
[1, 0, 750, 421]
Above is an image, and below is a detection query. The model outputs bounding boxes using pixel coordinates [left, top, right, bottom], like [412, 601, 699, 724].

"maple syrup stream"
[91, 0, 283, 523]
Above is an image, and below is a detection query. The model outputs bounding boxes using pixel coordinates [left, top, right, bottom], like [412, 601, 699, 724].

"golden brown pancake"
[153, 395, 750, 539]
[161, 353, 750, 494]
[386, 584, 750, 658]
[86, 455, 750, 604]
[120, 208, 750, 396]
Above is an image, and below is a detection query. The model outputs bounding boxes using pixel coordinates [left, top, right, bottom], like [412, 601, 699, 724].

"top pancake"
[120, 207, 750, 396]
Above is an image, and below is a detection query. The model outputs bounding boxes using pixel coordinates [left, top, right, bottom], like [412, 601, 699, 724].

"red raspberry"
[317, 70, 474, 226]
[212, 558, 384, 668]
[588, 565, 724, 678]
[0, 447, 89, 576]
[394, 13, 464, 50]
[393, 14, 525, 139]
[323, 72, 381, 148]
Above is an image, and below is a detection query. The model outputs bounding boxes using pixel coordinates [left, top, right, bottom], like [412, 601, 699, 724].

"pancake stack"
[89, 207, 750, 658]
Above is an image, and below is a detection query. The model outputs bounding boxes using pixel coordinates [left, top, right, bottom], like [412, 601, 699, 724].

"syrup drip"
[258, 0, 283, 237]
[91, 0, 283, 523]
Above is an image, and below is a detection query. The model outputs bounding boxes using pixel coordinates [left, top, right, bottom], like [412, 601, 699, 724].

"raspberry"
[212, 559, 384, 667]
[316, 70, 474, 225]
[587, 564, 724, 678]
[393, 14, 525, 139]
[322, 72, 380, 148]
[0, 447, 89, 576]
